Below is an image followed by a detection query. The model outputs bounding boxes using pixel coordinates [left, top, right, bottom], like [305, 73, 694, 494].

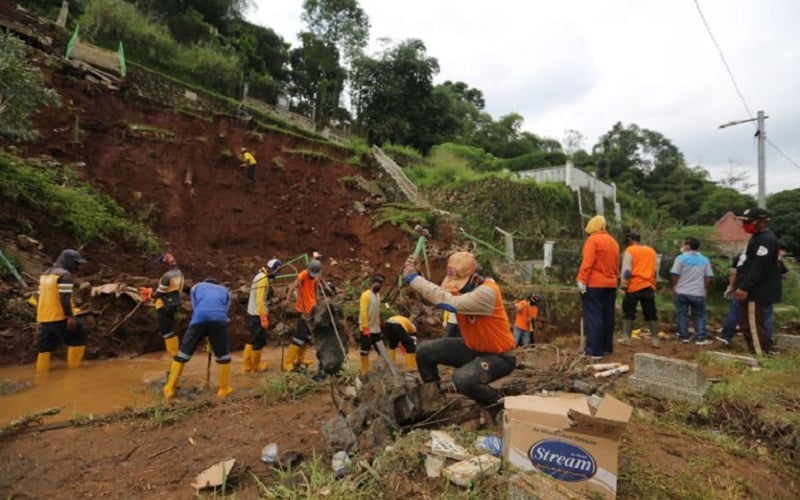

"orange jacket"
[576, 230, 620, 288]
[293, 270, 317, 314]
[514, 300, 538, 331]
[623, 243, 657, 293]
[457, 280, 515, 354]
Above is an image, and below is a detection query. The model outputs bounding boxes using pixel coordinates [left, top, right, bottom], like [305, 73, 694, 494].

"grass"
[128, 123, 175, 138]
[373, 203, 440, 237]
[282, 147, 340, 163]
[252, 373, 321, 405]
[0, 152, 160, 250]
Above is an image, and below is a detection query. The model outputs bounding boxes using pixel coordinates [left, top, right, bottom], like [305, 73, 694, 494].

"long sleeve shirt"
[189, 281, 230, 325]
[576, 230, 620, 288]
[359, 289, 381, 333]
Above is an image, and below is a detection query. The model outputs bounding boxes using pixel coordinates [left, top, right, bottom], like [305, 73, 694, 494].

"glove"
[577, 281, 587, 294]
[259, 314, 269, 329]
[138, 287, 153, 302]
[402, 258, 419, 284]
[723, 286, 733, 300]
[361, 327, 371, 338]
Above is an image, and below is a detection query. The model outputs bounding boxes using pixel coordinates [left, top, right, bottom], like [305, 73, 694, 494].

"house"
[712, 211, 749, 256]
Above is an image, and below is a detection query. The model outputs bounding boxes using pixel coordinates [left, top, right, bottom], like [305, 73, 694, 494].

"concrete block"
[776, 334, 800, 352]
[706, 351, 759, 367]
[628, 353, 709, 404]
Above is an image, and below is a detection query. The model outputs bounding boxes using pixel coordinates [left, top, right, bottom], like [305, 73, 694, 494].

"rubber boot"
[619, 319, 633, 346]
[67, 345, 85, 368]
[649, 321, 661, 348]
[282, 344, 301, 372]
[36, 352, 51, 373]
[297, 345, 314, 367]
[217, 363, 233, 398]
[242, 343, 254, 373]
[164, 336, 180, 357]
[360, 355, 370, 375]
[405, 352, 417, 371]
[251, 348, 268, 372]
[163, 360, 185, 398]
[388, 348, 396, 364]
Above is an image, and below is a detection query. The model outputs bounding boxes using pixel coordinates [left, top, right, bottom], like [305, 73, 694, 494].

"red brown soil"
[1, 3, 798, 498]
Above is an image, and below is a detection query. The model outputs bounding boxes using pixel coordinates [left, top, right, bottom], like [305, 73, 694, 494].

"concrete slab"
[776, 334, 800, 352]
[706, 351, 759, 367]
[628, 353, 709, 404]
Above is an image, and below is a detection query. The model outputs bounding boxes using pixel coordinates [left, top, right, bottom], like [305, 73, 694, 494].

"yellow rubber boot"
[297, 345, 314, 367]
[67, 346, 85, 369]
[217, 363, 233, 398]
[163, 360, 185, 398]
[282, 344, 301, 372]
[388, 348, 396, 364]
[251, 348, 268, 372]
[36, 352, 51, 373]
[405, 353, 417, 371]
[164, 336, 180, 357]
[242, 343, 254, 373]
[360, 355, 370, 375]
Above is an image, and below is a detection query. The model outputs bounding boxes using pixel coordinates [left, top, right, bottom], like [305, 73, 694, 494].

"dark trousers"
[444, 323, 461, 338]
[246, 315, 268, 349]
[383, 323, 416, 353]
[157, 305, 179, 338]
[581, 287, 616, 356]
[622, 288, 657, 321]
[39, 319, 87, 352]
[291, 317, 312, 346]
[737, 301, 773, 353]
[175, 321, 231, 364]
[359, 331, 382, 356]
[416, 337, 516, 405]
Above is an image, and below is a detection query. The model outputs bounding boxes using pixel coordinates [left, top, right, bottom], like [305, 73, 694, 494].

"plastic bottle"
[474, 435, 502, 457]
[331, 451, 351, 478]
[261, 443, 278, 464]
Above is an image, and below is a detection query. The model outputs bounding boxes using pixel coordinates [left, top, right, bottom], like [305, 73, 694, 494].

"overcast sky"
[247, 0, 800, 195]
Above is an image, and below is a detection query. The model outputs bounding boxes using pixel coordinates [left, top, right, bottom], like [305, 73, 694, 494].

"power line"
[693, 0, 753, 119]
[767, 138, 800, 168]
[695, 0, 800, 171]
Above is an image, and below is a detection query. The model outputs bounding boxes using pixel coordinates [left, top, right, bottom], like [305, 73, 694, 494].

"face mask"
[742, 221, 757, 234]
[459, 274, 485, 293]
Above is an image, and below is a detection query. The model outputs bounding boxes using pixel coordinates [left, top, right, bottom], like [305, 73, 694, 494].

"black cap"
[625, 232, 641, 243]
[372, 274, 385, 284]
[736, 207, 770, 221]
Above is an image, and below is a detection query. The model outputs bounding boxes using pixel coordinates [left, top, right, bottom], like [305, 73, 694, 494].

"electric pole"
[719, 110, 768, 208]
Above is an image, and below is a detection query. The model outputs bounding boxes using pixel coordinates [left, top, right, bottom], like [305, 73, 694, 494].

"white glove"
[723, 286, 733, 300]
[577, 281, 587, 294]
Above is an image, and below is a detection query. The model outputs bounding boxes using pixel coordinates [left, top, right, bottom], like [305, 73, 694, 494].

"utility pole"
[719, 110, 768, 208]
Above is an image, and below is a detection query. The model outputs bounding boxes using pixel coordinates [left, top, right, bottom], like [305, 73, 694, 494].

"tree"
[692, 187, 755, 225]
[350, 39, 452, 152]
[301, 0, 370, 63]
[562, 129, 585, 158]
[288, 32, 347, 126]
[767, 188, 800, 257]
[0, 32, 61, 141]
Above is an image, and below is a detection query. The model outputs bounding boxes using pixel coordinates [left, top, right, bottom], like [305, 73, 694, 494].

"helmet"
[55, 249, 87, 272]
[308, 259, 322, 277]
[158, 253, 176, 267]
[267, 258, 282, 274]
[372, 274, 385, 284]
[240, 146, 247, 152]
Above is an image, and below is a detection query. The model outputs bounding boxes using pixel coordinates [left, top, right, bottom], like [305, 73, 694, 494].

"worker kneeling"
[402, 252, 516, 407]
[164, 278, 233, 399]
[383, 315, 418, 371]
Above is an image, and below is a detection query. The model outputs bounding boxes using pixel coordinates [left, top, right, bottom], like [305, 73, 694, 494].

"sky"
[246, 0, 800, 196]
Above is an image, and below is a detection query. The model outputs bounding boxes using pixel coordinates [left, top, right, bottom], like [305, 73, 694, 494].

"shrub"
[0, 32, 61, 141]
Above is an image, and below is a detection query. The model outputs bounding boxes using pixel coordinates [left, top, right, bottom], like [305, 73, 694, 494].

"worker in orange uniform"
[140, 253, 184, 357]
[35, 249, 88, 372]
[619, 232, 660, 348]
[576, 215, 620, 360]
[402, 252, 515, 407]
[383, 315, 417, 371]
[282, 259, 322, 371]
[513, 294, 540, 348]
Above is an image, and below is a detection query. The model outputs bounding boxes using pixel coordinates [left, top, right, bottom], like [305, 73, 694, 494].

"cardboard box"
[502, 393, 632, 499]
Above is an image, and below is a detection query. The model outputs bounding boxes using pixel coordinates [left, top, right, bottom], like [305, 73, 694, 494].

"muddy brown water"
[0, 347, 330, 425]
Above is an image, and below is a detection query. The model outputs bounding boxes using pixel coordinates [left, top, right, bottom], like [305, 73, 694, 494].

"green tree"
[0, 32, 61, 141]
[692, 187, 755, 225]
[288, 32, 347, 126]
[351, 39, 452, 151]
[767, 188, 800, 257]
[301, 0, 370, 63]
